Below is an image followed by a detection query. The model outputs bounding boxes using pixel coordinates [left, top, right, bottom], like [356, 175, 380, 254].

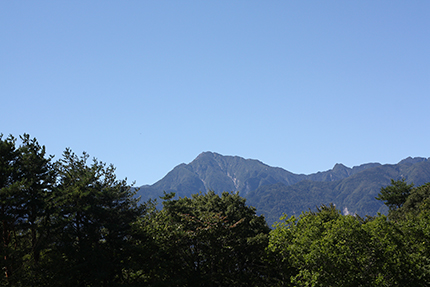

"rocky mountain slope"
[136, 152, 430, 226]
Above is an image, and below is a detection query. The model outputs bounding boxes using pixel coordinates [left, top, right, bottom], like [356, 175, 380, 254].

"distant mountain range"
[136, 152, 430, 226]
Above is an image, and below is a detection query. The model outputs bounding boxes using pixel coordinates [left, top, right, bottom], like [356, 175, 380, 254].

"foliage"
[140, 191, 271, 286]
[47, 148, 146, 286]
[375, 178, 414, 212]
[0, 134, 20, 285]
[400, 182, 430, 216]
[269, 204, 427, 286]
[2, 133, 430, 286]
[0, 134, 56, 286]
[0, 135, 147, 286]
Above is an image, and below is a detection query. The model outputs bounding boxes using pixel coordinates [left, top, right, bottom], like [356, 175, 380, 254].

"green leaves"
[142, 191, 271, 286]
[269, 203, 429, 287]
[0, 134, 151, 286]
[375, 178, 414, 211]
[50, 149, 145, 286]
[3, 133, 430, 287]
[0, 134, 56, 285]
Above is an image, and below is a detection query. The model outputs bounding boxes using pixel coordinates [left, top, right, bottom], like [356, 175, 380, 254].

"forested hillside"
[2, 134, 430, 286]
[248, 158, 430, 225]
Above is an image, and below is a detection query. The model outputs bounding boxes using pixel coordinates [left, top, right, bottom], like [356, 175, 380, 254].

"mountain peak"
[137, 154, 430, 226]
[333, 163, 348, 170]
[398, 157, 428, 166]
[196, 151, 214, 157]
[195, 151, 223, 161]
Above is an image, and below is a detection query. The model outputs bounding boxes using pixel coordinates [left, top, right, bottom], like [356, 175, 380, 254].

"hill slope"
[247, 158, 430, 225]
[137, 152, 380, 199]
[138, 152, 306, 198]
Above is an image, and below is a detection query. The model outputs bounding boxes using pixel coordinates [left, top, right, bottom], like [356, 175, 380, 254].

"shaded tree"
[0, 134, 55, 285]
[48, 149, 145, 286]
[141, 191, 271, 286]
[0, 134, 19, 284]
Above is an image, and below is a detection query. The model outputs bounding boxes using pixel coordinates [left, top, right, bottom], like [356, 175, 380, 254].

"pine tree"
[0, 134, 19, 283]
[50, 149, 145, 286]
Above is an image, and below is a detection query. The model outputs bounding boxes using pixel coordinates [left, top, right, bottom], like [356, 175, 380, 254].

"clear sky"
[1, 1, 429, 186]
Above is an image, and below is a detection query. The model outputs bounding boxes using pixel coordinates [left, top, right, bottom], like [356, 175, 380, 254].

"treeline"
[1, 134, 430, 286]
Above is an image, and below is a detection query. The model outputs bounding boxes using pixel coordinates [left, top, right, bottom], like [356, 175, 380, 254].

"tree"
[399, 183, 430, 216]
[48, 149, 145, 286]
[0, 134, 19, 284]
[375, 178, 413, 211]
[396, 200, 430, 283]
[142, 191, 271, 286]
[0, 134, 159, 285]
[269, 204, 425, 286]
[17, 135, 55, 262]
[0, 134, 56, 285]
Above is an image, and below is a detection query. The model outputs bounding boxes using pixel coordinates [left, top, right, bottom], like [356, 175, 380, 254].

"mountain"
[138, 152, 305, 199]
[247, 157, 430, 225]
[136, 153, 430, 226]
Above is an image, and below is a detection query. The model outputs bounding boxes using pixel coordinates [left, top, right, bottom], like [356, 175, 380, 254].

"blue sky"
[2, 1, 429, 186]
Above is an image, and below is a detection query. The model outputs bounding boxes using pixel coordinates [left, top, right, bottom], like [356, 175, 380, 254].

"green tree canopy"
[140, 191, 271, 286]
[0, 134, 56, 285]
[269, 204, 425, 286]
[48, 148, 146, 286]
[375, 178, 414, 211]
[400, 182, 430, 215]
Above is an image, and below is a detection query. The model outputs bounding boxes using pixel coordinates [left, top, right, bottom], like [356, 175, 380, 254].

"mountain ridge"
[138, 151, 390, 196]
[136, 152, 430, 226]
